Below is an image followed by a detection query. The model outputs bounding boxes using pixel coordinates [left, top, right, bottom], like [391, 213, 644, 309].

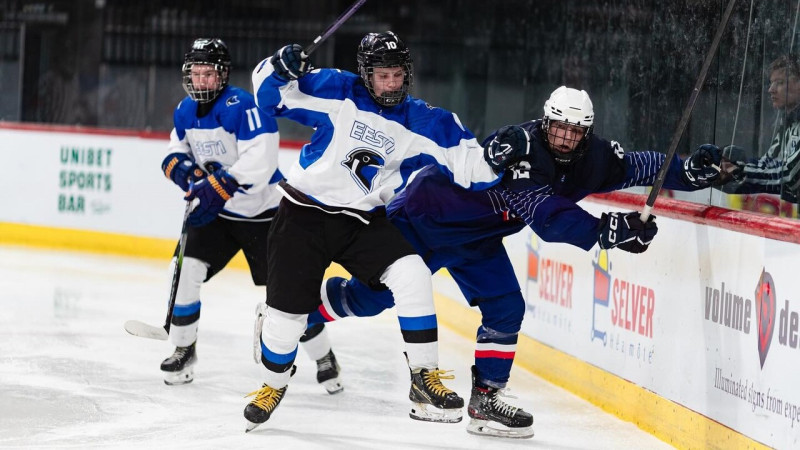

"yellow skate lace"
[423, 369, 456, 396]
[244, 384, 284, 411]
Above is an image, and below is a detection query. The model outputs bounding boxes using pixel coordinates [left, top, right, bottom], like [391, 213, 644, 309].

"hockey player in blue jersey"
[158, 38, 283, 385]
[298, 86, 730, 438]
[243, 31, 522, 431]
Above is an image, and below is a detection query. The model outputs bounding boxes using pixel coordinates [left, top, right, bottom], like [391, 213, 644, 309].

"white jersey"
[167, 85, 283, 220]
[251, 58, 499, 223]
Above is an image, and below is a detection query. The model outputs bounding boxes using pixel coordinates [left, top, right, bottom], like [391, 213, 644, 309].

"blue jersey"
[390, 119, 700, 254]
[251, 59, 499, 223]
[168, 85, 282, 219]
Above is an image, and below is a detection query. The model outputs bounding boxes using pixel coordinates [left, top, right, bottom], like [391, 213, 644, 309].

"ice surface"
[0, 245, 673, 449]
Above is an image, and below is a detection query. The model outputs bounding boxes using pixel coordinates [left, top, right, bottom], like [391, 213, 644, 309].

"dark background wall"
[0, 0, 794, 160]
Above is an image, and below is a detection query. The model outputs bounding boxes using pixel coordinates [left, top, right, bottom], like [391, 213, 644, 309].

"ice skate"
[243, 366, 296, 432]
[466, 365, 534, 439]
[315, 349, 343, 394]
[160, 342, 197, 385]
[408, 366, 464, 423]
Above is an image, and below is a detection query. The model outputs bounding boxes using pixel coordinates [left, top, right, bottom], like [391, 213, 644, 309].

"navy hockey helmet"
[542, 86, 595, 165]
[356, 31, 413, 107]
[182, 38, 231, 103]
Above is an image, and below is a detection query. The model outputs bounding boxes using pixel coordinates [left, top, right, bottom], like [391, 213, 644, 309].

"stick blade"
[124, 320, 168, 340]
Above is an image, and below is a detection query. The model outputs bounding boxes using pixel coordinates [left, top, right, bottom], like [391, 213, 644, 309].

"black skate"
[160, 342, 197, 385]
[299, 323, 344, 394]
[408, 367, 464, 423]
[315, 350, 343, 394]
[467, 365, 534, 439]
[243, 366, 296, 432]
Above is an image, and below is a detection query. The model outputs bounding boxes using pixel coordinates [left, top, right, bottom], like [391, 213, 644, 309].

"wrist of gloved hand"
[162, 153, 204, 192]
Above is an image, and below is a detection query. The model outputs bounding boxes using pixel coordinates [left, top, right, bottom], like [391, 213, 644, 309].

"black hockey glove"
[271, 44, 312, 81]
[597, 211, 658, 254]
[683, 144, 724, 188]
[483, 125, 531, 173]
[162, 153, 205, 192]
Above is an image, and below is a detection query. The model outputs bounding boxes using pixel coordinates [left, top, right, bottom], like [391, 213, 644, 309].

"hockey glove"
[203, 161, 223, 174]
[271, 44, 312, 81]
[597, 211, 658, 254]
[162, 153, 205, 192]
[483, 125, 531, 173]
[184, 170, 240, 227]
[683, 144, 724, 188]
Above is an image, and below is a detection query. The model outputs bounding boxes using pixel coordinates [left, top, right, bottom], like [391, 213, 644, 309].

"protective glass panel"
[0, 0, 797, 218]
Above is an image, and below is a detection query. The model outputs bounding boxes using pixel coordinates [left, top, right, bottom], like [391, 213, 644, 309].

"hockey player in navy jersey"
[158, 38, 283, 385]
[299, 86, 730, 438]
[243, 31, 522, 431]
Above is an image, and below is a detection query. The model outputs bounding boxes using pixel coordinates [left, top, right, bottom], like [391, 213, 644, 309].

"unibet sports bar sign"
[58, 146, 112, 214]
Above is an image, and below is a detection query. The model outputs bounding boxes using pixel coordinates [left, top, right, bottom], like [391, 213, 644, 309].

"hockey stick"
[300, 0, 368, 64]
[124, 200, 192, 340]
[641, 0, 737, 221]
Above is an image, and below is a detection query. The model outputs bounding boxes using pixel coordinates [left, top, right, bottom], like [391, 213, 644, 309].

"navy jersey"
[251, 59, 499, 223]
[389, 119, 701, 254]
[168, 85, 282, 219]
[495, 120, 700, 250]
[388, 166, 525, 257]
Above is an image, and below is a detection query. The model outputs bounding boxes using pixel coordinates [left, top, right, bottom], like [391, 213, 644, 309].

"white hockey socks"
[380, 254, 438, 370]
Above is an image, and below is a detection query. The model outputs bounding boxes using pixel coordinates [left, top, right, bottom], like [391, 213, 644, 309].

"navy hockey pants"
[308, 217, 525, 387]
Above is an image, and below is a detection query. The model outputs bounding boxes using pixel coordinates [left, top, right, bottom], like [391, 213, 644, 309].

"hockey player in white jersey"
[244, 31, 527, 431]
[158, 37, 282, 385]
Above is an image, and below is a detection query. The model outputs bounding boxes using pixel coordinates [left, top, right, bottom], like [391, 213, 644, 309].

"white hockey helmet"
[542, 86, 594, 164]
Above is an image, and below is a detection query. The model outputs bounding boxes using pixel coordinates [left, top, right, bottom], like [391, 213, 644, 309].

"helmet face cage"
[542, 119, 593, 164]
[181, 38, 231, 103]
[357, 32, 414, 107]
[542, 86, 595, 164]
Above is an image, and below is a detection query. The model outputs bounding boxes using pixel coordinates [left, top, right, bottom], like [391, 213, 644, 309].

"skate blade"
[163, 367, 194, 385]
[245, 420, 262, 433]
[466, 418, 534, 439]
[409, 402, 462, 423]
[320, 377, 344, 395]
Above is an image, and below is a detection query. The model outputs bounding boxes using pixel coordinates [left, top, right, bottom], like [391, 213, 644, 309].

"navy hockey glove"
[203, 161, 223, 174]
[683, 144, 723, 187]
[162, 153, 205, 192]
[184, 170, 240, 227]
[597, 211, 658, 254]
[271, 44, 312, 81]
[483, 125, 531, 173]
